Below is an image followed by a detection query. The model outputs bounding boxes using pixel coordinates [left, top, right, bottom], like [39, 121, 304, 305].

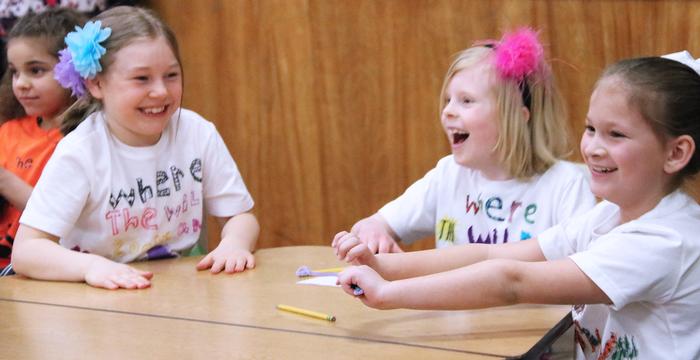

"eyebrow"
[127, 63, 181, 71]
[12, 60, 51, 67]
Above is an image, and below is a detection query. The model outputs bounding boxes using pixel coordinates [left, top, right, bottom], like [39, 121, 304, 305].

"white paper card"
[296, 276, 340, 287]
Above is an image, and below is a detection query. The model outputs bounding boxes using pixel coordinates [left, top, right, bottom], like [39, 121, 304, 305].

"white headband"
[661, 50, 700, 75]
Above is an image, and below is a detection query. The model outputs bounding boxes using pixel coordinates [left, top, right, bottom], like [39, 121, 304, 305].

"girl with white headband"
[335, 53, 700, 359]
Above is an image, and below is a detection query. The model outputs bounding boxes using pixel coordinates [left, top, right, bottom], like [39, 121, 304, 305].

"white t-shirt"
[20, 109, 254, 263]
[538, 190, 700, 359]
[379, 155, 595, 247]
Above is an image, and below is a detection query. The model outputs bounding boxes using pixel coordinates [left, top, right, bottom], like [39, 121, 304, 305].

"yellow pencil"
[276, 304, 336, 322]
[313, 267, 344, 273]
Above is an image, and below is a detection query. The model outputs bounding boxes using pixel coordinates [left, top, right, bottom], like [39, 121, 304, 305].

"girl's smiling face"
[87, 35, 182, 146]
[441, 62, 506, 180]
[581, 76, 677, 221]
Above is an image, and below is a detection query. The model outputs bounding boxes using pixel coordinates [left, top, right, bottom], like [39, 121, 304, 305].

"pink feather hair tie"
[493, 28, 544, 81]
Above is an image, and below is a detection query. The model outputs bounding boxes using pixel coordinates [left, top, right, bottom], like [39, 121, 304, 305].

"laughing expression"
[441, 62, 506, 179]
[88, 35, 182, 147]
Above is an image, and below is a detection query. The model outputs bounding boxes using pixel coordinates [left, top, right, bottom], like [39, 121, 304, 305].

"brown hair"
[600, 57, 700, 183]
[0, 7, 86, 125]
[59, 6, 182, 134]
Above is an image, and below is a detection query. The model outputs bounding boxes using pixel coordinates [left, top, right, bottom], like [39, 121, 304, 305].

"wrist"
[377, 279, 399, 309]
[81, 253, 105, 279]
[219, 236, 254, 252]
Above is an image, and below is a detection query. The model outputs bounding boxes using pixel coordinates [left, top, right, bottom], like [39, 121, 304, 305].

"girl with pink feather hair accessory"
[335, 53, 700, 360]
[493, 27, 544, 81]
[334, 27, 594, 267]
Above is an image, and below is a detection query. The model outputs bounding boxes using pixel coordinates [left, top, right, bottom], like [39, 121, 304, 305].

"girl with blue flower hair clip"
[12, 6, 260, 290]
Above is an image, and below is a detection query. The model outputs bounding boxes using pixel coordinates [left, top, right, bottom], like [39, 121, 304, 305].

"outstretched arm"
[337, 256, 610, 310]
[334, 231, 546, 280]
[197, 212, 259, 274]
[12, 225, 152, 289]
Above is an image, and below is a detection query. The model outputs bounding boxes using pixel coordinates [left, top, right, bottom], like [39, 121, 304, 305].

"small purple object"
[54, 48, 86, 97]
[295, 265, 338, 277]
[351, 284, 364, 296]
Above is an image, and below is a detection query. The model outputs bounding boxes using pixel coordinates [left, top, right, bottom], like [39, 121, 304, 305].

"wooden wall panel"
[145, 0, 700, 250]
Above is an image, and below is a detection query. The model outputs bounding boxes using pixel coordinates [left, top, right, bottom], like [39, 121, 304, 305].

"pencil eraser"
[351, 284, 364, 296]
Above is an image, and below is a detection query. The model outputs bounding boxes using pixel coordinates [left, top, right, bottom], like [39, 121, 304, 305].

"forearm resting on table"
[12, 235, 101, 282]
[374, 239, 545, 281]
[218, 212, 259, 251]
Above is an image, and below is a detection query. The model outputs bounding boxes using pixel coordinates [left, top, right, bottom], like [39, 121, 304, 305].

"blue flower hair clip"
[54, 20, 112, 97]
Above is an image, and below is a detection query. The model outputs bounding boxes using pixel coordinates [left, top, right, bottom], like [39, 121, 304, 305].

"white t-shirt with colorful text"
[538, 191, 700, 359]
[379, 155, 595, 247]
[20, 109, 253, 263]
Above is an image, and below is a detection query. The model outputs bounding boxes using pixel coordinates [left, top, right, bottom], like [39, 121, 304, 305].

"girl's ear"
[521, 106, 531, 123]
[84, 77, 104, 100]
[664, 134, 695, 174]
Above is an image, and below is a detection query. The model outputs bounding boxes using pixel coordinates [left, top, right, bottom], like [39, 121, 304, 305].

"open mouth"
[452, 130, 469, 145]
[141, 105, 168, 115]
[591, 166, 617, 174]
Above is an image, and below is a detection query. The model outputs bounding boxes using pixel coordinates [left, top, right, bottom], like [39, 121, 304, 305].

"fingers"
[377, 238, 395, 254]
[334, 232, 361, 259]
[85, 260, 152, 290]
[331, 231, 349, 248]
[101, 279, 119, 290]
[93, 272, 151, 290]
[337, 268, 360, 296]
[139, 270, 155, 279]
[202, 252, 255, 274]
[337, 238, 361, 261]
[345, 243, 372, 264]
[224, 256, 247, 273]
[245, 255, 256, 269]
[366, 238, 379, 254]
[196, 254, 214, 271]
[209, 257, 226, 273]
[334, 230, 375, 254]
[111, 272, 151, 289]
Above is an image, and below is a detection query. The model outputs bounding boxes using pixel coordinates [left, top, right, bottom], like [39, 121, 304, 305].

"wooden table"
[0, 246, 572, 359]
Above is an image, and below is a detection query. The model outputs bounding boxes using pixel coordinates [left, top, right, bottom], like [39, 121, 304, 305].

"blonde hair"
[58, 6, 182, 134]
[439, 46, 570, 179]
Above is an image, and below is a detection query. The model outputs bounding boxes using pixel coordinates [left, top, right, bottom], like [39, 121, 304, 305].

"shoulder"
[168, 108, 221, 143]
[536, 161, 590, 188]
[54, 112, 108, 156]
[172, 108, 216, 131]
[629, 191, 700, 238]
[0, 115, 35, 134]
[418, 155, 477, 184]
